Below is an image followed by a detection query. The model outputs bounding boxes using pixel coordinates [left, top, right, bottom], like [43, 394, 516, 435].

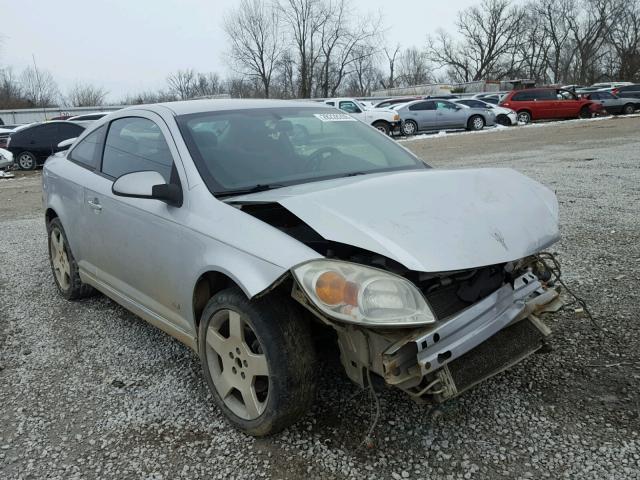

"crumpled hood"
[229, 169, 560, 272]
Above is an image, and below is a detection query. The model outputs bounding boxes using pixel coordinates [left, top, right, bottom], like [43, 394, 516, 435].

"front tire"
[467, 115, 485, 131]
[16, 151, 37, 170]
[47, 218, 95, 300]
[402, 120, 418, 136]
[622, 103, 635, 115]
[496, 114, 511, 126]
[372, 121, 390, 135]
[198, 288, 316, 436]
[579, 106, 592, 119]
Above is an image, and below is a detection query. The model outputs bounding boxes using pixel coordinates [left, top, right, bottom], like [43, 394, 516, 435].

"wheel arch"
[45, 207, 59, 225]
[192, 268, 290, 330]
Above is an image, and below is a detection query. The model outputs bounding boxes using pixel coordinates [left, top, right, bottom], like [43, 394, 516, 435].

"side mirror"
[57, 138, 77, 150]
[112, 171, 182, 207]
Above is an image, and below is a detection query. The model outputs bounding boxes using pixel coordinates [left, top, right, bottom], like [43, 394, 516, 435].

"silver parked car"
[43, 99, 561, 436]
[582, 91, 637, 115]
[396, 99, 496, 135]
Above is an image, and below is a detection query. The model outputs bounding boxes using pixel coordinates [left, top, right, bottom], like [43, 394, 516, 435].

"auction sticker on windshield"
[314, 113, 357, 122]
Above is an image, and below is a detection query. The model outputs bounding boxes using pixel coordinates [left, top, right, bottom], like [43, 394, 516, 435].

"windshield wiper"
[215, 184, 287, 198]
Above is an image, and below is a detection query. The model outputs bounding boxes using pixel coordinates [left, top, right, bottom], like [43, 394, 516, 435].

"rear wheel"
[47, 218, 95, 299]
[402, 120, 417, 136]
[16, 151, 37, 170]
[372, 121, 390, 135]
[517, 111, 531, 124]
[622, 103, 635, 115]
[199, 288, 316, 436]
[467, 115, 485, 131]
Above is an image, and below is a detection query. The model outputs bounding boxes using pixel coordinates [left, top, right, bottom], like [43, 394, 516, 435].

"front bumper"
[379, 271, 556, 399]
[313, 271, 559, 402]
[508, 112, 518, 125]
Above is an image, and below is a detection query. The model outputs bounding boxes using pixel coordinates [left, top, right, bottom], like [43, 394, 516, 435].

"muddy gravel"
[1, 116, 639, 479]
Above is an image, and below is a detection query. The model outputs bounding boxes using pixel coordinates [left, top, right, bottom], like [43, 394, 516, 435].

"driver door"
[82, 112, 192, 333]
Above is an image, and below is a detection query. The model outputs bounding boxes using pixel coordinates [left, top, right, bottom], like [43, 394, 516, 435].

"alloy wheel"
[50, 227, 71, 290]
[18, 153, 35, 170]
[472, 117, 484, 130]
[517, 112, 531, 124]
[205, 309, 270, 420]
[402, 121, 416, 136]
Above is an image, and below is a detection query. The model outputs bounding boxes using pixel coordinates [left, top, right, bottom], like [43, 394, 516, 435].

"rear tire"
[16, 151, 37, 170]
[47, 218, 95, 300]
[402, 120, 418, 136]
[517, 111, 531, 124]
[198, 288, 316, 436]
[622, 103, 635, 115]
[467, 115, 485, 131]
[372, 121, 390, 135]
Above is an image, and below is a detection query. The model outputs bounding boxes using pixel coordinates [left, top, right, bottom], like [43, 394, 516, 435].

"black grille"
[423, 283, 471, 320]
[446, 318, 545, 396]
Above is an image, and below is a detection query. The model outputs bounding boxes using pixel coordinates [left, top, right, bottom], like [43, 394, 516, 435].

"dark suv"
[500, 88, 601, 124]
[7, 121, 85, 170]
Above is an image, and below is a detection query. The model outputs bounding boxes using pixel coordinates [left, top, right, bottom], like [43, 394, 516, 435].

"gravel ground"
[1, 116, 639, 479]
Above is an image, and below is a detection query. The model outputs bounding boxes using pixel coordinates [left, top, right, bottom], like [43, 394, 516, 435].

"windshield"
[177, 107, 427, 196]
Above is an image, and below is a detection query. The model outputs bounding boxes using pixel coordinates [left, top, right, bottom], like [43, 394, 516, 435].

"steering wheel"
[306, 146, 341, 172]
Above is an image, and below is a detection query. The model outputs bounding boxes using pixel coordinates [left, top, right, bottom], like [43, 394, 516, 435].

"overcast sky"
[1, 0, 478, 102]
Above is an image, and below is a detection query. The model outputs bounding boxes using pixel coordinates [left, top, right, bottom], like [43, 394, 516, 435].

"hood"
[229, 169, 560, 273]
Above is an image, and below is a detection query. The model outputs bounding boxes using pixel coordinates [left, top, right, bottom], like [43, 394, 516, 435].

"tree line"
[1, 0, 639, 109]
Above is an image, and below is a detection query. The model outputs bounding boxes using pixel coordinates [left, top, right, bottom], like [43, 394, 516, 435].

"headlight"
[292, 260, 435, 327]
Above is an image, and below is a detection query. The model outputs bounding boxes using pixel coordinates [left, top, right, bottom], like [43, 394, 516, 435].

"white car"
[453, 98, 518, 126]
[323, 98, 401, 135]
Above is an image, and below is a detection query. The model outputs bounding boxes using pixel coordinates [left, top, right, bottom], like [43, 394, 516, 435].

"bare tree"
[193, 72, 226, 97]
[397, 47, 431, 86]
[315, 0, 379, 97]
[382, 44, 401, 89]
[607, 0, 640, 81]
[345, 44, 381, 95]
[531, 0, 574, 83]
[428, 0, 526, 82]
[566, 0, 620, 84]
[166, 69, 197, 100]
[66, 82, 108, 106]
[21, 66, 59, 107]
[0, 68, 30, 109]
[278, 0, 327, 98]
[224, 0, 283, 98]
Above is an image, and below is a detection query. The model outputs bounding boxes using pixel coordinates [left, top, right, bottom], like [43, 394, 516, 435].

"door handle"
[87, 198, 102, 212]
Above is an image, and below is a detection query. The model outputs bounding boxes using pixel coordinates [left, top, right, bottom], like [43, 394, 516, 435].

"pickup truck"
[323, 98, 401, 135]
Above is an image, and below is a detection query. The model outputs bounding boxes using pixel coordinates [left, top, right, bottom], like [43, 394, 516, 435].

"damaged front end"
[291, 257, 562, 404]
[228, 167, 563, 404]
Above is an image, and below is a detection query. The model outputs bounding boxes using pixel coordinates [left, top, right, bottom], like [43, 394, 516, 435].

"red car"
[500, 88, 603, 124]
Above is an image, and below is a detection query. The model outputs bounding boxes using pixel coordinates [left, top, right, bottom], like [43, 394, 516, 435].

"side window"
[58, 123, 84, 140]
[339, 101, 361, 114]
[511, 91, 531, 101]
[102, 117, 174, 182]
[589, 93, 600, 100]
[435, 101, 456, 110]
[409, 101, 435, 111]
[325, 101, 335, 106]
[69, 126, 105, 169]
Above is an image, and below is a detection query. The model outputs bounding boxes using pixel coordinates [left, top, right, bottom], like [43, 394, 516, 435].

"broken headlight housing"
[292, 260, 435, 327]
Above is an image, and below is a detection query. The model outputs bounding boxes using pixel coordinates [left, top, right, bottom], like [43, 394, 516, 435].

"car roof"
[152, 99, 329, 116]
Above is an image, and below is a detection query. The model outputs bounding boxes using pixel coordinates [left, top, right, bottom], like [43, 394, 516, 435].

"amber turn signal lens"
[315, 271, 358, 306]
